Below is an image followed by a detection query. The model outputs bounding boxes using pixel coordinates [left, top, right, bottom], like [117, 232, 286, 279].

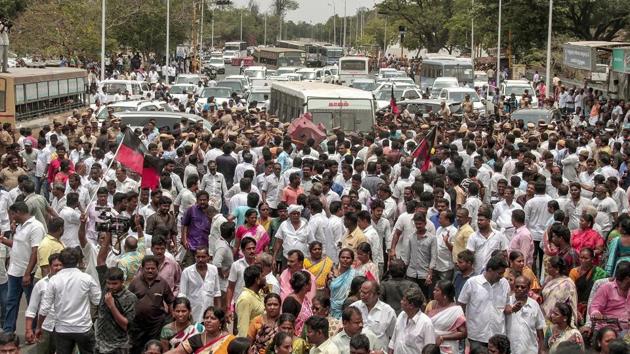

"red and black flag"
[115, 130, 161, 190]
[390, 85, 399, 115]
[411, 126, 437, 172]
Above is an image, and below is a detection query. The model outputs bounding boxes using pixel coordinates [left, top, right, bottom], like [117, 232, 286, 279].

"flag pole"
[86, 133, 125, 208]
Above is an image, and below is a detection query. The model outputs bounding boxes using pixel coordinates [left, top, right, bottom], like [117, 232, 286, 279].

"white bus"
[270, 81, 375, 133]
[224, 41, 247, 58]
[338, 56, 370, 85]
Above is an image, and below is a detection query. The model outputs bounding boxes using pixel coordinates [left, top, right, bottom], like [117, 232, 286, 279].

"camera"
[94, 206, 130, 235]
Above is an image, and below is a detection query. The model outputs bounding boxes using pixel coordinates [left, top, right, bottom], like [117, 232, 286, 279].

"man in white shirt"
[458, 255, 510, 351]
[591, 183, 618, 236]
[331, 306, 381, 354]
[357, 210, 384, 274]
[524, 180, 552, 274]
[305, 316, 340, 354]
[433, 210, 457, 282]
[506, 276, 545, 354]
[200, 160, 228, 211]
[389, 287, 435, 354]
[179, 248, 221, 323]
[39, 248, 101, 354]
[466, 206, 509, 274]
[351, 281, 397, 350]
[0, 202, 45, 334]
[114, 168, 139, 194]
[24, 253, 63, 351]
[59, 193, 82, 248]
[492, 185, 523, 240]
[261, 163, 281, 211]
[234, 152, 256, 185]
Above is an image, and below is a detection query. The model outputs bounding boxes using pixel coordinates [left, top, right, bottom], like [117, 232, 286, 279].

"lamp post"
[545, 0, 553, 97]
[329, 1, 336, 45]
[166, 0, 170, 67]
[471, 0, 474, 65]
[101, 0, 105, 81]
[496, 0, 501, 87]
[343, 0, 346, 49]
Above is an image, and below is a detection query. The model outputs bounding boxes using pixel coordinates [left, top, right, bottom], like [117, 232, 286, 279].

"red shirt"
[571, 228, 604, 264]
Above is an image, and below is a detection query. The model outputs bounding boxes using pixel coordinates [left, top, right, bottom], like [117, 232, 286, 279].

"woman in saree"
[569, 247, 608, 323]
[544, 302, 584, 354]
[303, 241, 333, 293]
[353, 242, 380, 282]
[541, 256, 579, 325]
[235, 209, 270, 256]
[506, 250, 542, 300]
[571, 213, 605, 264]
[266, 313, 307, 354]
[248, 293, 282, 354]
[281, 270, 313, 336]
[328, 248, 356, 319]
[167, 307, 235, 354]
[425, 280, 467, 354]
[160, 298, 205, 351]
[258, 203, 272, 232]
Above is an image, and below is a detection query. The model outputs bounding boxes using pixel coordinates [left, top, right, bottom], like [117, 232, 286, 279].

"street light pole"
[264, 13, 267, 45]
[384, 17, 387, 54]
[240, 10, 243, 42]
[211, 6, 214, 49]
[545, 0, 553, 98]
[200, 0, 204, 51]
[343, 0, 346, 49]
[471, 0, 474, 65]
[166, 0, 170, 68]
[496, 0, 501, 87]
[101, 0, 105, 81]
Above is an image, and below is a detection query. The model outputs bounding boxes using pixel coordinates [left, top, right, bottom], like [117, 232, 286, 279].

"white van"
[99, 80, 145, 103]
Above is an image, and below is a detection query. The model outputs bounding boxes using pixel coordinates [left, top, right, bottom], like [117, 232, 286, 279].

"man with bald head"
[115, 216, 145, 285]
[350, 280, 397, 350]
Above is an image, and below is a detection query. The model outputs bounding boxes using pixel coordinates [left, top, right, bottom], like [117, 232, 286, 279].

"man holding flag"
[410, 125, 438, 172]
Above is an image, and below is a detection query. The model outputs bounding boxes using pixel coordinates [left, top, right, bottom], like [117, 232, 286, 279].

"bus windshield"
[444, 65, 474, 82]
[169, 85, 195, 94]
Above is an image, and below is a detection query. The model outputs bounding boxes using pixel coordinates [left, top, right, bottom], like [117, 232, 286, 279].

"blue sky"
[230, 0, 380, 23]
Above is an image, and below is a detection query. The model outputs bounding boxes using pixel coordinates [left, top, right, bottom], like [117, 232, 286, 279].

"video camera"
[94, 206, 130, 235]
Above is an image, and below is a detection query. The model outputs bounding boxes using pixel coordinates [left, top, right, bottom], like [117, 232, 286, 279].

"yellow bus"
[0, 67, 88, 125]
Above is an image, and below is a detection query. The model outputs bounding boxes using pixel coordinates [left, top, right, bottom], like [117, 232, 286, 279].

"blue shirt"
[453, 270, 477, 299]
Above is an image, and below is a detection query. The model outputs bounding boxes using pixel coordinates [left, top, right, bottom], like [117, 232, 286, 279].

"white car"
[96, 100, 171, 121]
[276, 67, 302, 76]
[474, 71, 489, 89]
[168, 84, 197, 103]
[99, 80, 146, 102]
[430, 77, 459, 98]
[243, 66, 267, 80]
[499, 80, 539, 106]
[438, 87, 487, 115]
[296, 68, 324, 82]
[225, 75, 251, 92]
[350, 78, 376, 91]
[223, 50, 239, 64]
[195, 86, 234, 111]
[205, 57, 225, 74]
[322, 65, 339, 83]
[175, 74, 206, 85]
[373, 87, 406, 109]
[247, 88, 271, 110]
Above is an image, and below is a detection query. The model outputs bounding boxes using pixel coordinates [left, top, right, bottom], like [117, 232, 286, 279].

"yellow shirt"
[235, 287, 264, 337]
[452, 223, 474, 262]
[36, 235, 65, 279]
[341, 227, 367, 252]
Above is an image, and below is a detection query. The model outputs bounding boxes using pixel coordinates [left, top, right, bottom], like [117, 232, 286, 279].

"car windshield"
[201, 87, 232, 98]
[329, 68, 338, 75]
[506, 85, 532, 96]
[352, 81, 376, 91]
[382, 71, 405, 78]
[277, 68, 296, 75]
[244, 70, 265, 79]
[375, 89, 403, 100]
[169, 86, 195, 94]
[249, 92, 269, 102]
[111, 106, 135, 113]
[216, 81, 242, 92]
[298, 71, 318, 80]
[448, 91, 480, 102]
[224, 51, 237, 56]
[176, 76, 201, 84]
[433, 80, 458, 89]
[512, 110, 551, 124]
[209, 58, 223, 65]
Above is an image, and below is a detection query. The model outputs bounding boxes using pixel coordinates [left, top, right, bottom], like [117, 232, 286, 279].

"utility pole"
[496, 0, 501, 87]
[264, 13, 267, 45]
[240, 10, 243, 41]
[545, 0, 553, 97]
[384, 17, 387, 54]
[211, 6, 214, 49]
[343, 0, 346, 49]
[166, 0, 170, 68]
[200, 0, 204, 51]
[471, 0, 474, 65]
[101, 0, 105, 81]
[332, 1, 336, 45]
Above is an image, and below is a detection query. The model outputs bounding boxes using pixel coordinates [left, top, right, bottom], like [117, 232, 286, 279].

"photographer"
[0, 18, 10, 73]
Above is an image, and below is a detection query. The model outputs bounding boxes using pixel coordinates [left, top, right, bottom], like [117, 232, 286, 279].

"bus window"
[48, 81, 59, 96]
[15, 84, 24, 104]
[26, 83, 37, 100]
[37, 82, 48, 98]
[0, 79, 5, 112]
[340, 112, 355, 131]
[132, 83, 142, 96]
[59, 79, 68, 94]
[68, 78, 77, 93]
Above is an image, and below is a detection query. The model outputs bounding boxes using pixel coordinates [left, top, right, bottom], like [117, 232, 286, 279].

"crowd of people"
[0, 62, 629, 354]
